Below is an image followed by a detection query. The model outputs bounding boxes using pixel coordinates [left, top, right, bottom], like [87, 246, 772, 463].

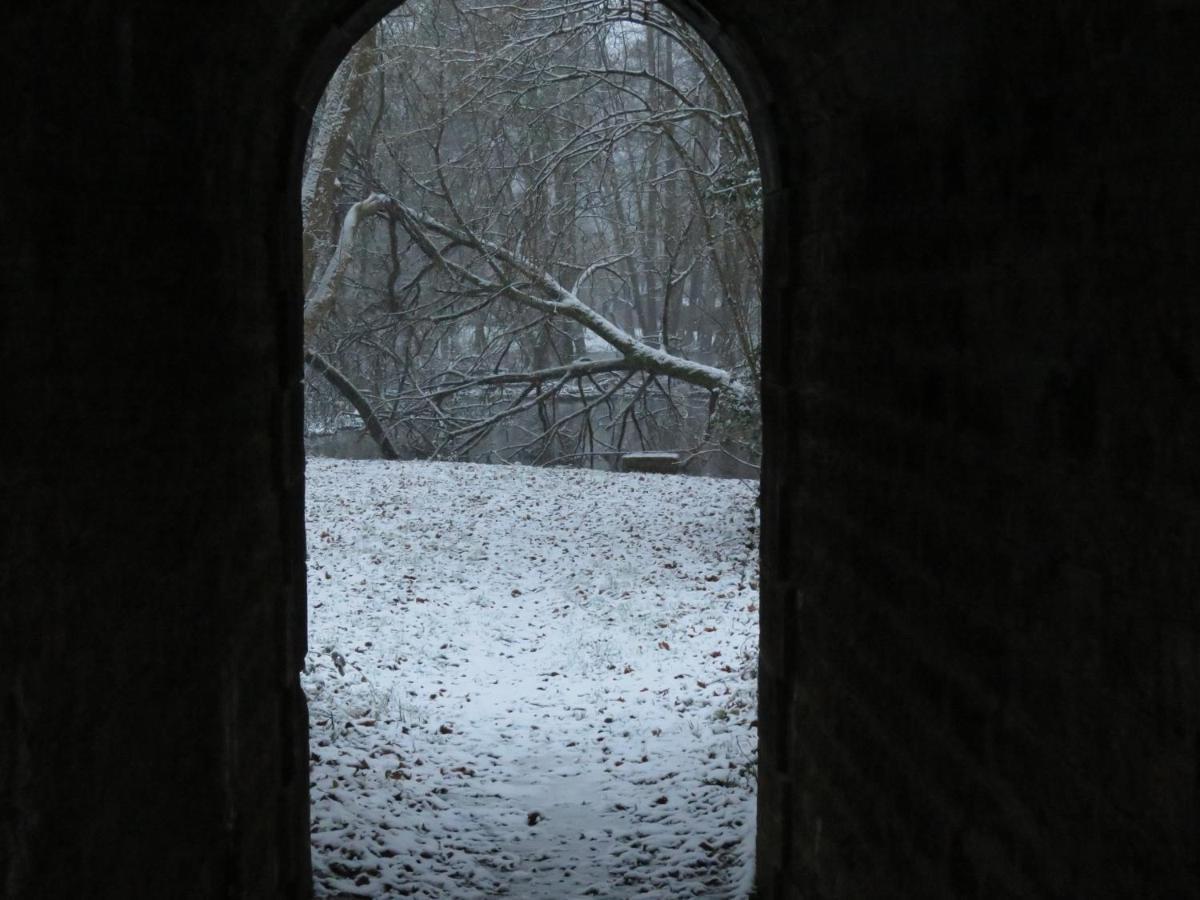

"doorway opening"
[298, 1, 764, 894]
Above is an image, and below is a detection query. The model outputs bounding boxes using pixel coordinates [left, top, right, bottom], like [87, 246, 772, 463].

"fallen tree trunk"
[386, 196, 752, 410]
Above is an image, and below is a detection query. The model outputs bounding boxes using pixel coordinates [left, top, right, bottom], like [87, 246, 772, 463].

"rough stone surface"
[1, 1, 1197, 898]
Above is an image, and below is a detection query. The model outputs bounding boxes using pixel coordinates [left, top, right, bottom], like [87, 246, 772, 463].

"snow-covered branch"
[303, 193, 392, 341]
[386, 197, 751, 409]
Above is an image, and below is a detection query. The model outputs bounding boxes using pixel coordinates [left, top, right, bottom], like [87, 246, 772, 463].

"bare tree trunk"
[303, 193, 390, 341]
[301, 29, 378, 287]
[305, 351, 399, 459]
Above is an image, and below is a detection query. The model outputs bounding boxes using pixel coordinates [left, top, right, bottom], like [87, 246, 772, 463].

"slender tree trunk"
[305, 350, 400, 459]
[301, 29, 378, 287]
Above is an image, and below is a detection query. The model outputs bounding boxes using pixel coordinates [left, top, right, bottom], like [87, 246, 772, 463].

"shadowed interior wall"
[0, 2, 1196, 899]
[753, 3, 1200, 897]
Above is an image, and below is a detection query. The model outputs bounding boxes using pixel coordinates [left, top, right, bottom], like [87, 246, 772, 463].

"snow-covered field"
[303, 459, 759, 898]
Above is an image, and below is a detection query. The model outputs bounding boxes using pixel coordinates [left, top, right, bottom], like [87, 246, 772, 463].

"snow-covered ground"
[303, 459, 759, 898]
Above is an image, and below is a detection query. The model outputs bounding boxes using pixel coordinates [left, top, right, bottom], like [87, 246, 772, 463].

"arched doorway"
[286, 0, 782, 897]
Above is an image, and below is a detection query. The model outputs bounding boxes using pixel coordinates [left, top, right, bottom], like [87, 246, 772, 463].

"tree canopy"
[302, 0, 762, 473]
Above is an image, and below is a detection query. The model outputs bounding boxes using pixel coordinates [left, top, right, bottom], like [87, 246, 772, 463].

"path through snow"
[303, 459, 759, 898]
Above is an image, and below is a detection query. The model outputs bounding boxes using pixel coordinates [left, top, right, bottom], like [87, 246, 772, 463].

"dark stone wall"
[0, 4, 321, 896]
[0, 1, 1195, 898]
[753, 2, 1200, 898]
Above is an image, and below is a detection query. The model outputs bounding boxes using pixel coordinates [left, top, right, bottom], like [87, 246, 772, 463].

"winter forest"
[302, 0, 762, 474]
[301, 1, 762, 896]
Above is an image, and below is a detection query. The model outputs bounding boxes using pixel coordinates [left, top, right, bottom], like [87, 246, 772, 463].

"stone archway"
[285, 1, 786, 894]
[5, 3, 1196, 898]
